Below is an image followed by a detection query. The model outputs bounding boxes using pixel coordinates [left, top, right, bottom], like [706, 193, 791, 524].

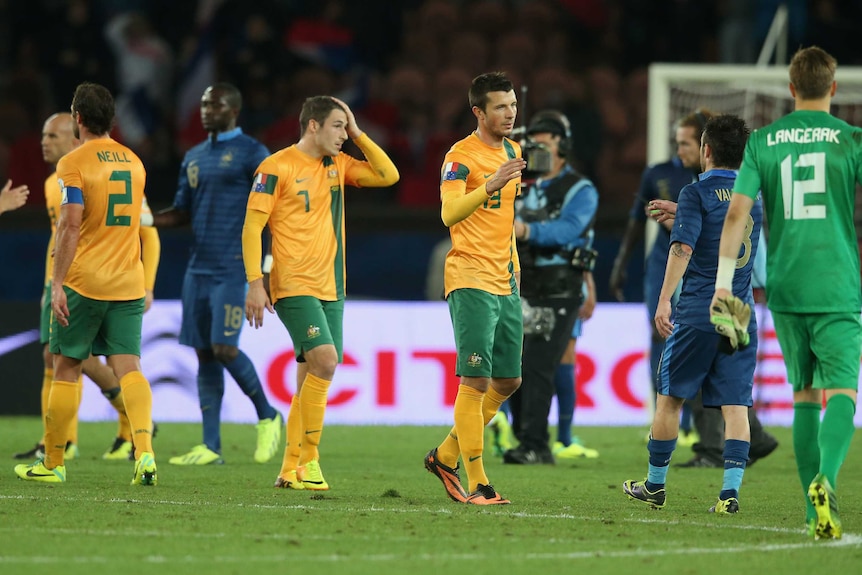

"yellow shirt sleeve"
[441, 186, 491, 227]
[348, 133, 400, 187]
[242, 208, 270, 282]
[139, 226, 160, 290]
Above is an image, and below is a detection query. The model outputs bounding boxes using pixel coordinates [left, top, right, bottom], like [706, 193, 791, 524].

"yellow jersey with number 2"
[56, 138, 146, 301]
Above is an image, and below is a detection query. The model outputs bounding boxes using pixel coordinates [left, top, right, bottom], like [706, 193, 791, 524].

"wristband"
[715, 255, 736, 292]
[262, 254, 273, 274]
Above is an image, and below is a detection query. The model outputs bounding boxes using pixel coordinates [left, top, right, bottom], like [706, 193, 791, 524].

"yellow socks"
[44, 379, 81, 468]
[67, 374, 83, 445]
[279, 398, 303, 475]
[39, 368, 53, 444]
[298, 373, 330, 465]
[453, 384, 487, 491]
[482, 387, 508, 423]
[118, 371, 154, 457]
[437, 385, 509, 469]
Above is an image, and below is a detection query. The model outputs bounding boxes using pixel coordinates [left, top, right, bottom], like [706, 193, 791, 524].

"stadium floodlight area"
[647, 64, 862, 165]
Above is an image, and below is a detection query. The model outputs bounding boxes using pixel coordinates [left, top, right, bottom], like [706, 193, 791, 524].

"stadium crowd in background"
[2, 0, 860, 229]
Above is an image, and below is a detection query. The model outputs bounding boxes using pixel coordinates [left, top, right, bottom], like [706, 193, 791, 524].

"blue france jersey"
[173, 128, 269, 274]
[630, 157, 696, 276]
[670, 169, 762, 332]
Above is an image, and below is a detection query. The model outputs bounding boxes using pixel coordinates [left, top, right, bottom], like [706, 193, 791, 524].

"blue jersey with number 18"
[734, 110, 862, 313]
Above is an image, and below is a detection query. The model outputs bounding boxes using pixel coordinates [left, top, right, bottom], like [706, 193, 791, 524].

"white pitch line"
[0, 493, 849, 539]
[0, 536, 860, 565]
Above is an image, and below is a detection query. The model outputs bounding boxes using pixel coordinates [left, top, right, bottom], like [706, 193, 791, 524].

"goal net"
[648, 64, 862, 164]
[647, 64, 862, 416]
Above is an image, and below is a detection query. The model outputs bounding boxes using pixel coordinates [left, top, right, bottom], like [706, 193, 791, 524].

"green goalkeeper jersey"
[734, 110, 862, 313]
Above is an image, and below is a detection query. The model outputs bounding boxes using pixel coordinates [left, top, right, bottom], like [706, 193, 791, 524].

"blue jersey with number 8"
[672, 169, 762, 332]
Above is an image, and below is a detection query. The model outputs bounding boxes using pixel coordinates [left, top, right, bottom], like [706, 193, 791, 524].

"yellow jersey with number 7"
[56, 138, 146, 301]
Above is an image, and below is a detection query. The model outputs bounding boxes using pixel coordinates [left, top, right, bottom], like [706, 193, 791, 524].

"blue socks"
[554, 363, 575, 446]
[223, 350, 277, 420]
[720, 438, 750, 500]
[646, 437, 677, 490]
[198, 360, 225, 453]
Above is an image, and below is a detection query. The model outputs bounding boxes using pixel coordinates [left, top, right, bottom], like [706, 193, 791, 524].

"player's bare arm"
[655, 241, 692, 339]
[51, 203, 84, 327]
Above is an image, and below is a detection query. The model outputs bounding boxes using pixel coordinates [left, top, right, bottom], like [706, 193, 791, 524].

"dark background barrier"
[0, 301, 42, 415]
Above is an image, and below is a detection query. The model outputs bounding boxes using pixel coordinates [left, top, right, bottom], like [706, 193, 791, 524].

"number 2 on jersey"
[106, 170, 132, 227]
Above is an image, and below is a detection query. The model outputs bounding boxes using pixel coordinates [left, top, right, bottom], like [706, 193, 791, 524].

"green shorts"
[49, 286, 145, 360]
[39, 282, 52, 345]
[772, 310, 861, 392]
[447, 288, 523, 378]
[274, 296, 344, 363]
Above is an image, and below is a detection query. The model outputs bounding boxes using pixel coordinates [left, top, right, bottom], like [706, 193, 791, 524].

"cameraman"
[504, 110, 599, 465]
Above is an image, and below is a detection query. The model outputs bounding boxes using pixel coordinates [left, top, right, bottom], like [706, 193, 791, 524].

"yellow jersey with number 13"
[440, 132, 521, 297]
[56, 138, 146, 301]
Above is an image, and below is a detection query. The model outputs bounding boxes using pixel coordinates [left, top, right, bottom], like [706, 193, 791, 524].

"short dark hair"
[209, 82, 243, 110]
[468, 72, 514, 112]
[299, 96, 343, 137]
[789, 46, 836, 100]
[678, 108, 715, 143]
[71, 82, 115, 136]
[702, 114, 750, 169]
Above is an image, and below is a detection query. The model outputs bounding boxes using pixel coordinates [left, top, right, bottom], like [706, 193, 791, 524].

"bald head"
[42, 113, 78, 165]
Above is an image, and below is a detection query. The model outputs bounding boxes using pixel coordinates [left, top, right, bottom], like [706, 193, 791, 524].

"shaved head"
[42, 113, 78, 165]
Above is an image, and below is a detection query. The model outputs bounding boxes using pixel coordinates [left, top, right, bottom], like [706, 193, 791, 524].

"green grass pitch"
[1, 417, 859, 575]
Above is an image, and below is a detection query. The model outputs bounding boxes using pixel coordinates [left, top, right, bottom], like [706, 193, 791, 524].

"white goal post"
[647, 63, 862, 165]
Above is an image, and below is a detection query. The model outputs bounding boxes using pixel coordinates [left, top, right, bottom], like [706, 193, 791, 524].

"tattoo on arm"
[670, 243, 691, 261]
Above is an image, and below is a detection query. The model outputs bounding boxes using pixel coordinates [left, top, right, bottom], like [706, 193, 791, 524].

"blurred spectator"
[105, 12, 173, 159]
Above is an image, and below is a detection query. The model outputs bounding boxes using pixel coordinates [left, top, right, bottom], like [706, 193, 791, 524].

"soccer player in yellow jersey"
[13, 112, 161, 463]
[242, 95, 398, 490]
[14, 83, 157, 485]
[423, 71, 527, 505]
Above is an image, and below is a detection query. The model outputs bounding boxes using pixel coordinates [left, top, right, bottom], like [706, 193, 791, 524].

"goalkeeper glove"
[710, 295, 751, 351]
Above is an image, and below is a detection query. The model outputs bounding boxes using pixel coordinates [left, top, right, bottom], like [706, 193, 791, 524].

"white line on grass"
[0, 493, 816, 537]
[0, 536, 860, 565]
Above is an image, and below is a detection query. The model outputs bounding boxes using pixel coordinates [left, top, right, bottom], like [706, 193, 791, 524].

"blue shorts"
[180, 272, 247, 349]
[657, 323, 757, 407]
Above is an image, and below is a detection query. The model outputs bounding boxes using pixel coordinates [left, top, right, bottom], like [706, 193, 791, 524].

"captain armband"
[262, 254, 273, 274]
[571, 247, 598, 272]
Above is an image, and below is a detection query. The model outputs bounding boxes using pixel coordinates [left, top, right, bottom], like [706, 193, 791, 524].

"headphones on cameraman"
[527, 110, 572, 158]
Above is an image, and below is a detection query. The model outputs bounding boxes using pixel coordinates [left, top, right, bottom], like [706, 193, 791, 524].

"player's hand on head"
[330, 97, 361, 139]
